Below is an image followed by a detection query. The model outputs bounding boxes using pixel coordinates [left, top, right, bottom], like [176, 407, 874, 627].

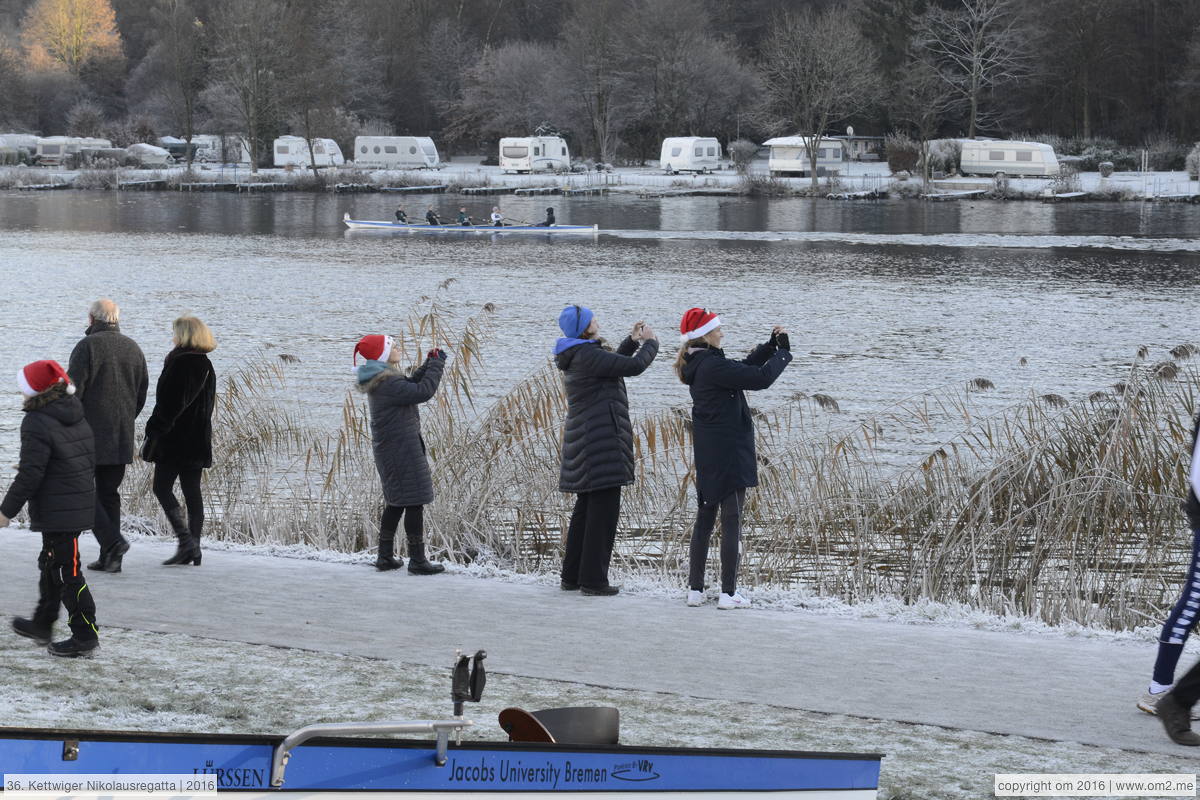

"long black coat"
[557, 336, 659, 493]
[67, 322, 149, 465]
[681, 342, 792, 506]
[142, 348, 217, 469]
[361, 358, 445, 507]
[1, 386, 96, 532]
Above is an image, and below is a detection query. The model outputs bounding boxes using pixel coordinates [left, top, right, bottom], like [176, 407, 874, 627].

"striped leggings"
[1153, 527, 1200, 686]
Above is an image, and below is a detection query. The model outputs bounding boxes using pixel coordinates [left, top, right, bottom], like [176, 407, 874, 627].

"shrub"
[1144, 132, 1188, 171]
[1187, 143, 1200, 180]
[728, 139, 759, 175]
[885, 132, 919, 174]
[925, 139, 961, 175]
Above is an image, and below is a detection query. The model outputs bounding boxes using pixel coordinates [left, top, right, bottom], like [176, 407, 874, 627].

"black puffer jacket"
[681, 342, 792, 506]
[359, 357, 445, 507]
[557, 336, 659, 493]
[142, 348, 217, 469]
[1, 385, 96, 532]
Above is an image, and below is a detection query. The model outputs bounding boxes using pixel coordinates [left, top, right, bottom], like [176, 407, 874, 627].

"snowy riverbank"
[0, 527, 1196, 799]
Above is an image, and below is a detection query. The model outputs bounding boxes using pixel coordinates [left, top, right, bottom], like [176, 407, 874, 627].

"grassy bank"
[98, 292, 1200, 632]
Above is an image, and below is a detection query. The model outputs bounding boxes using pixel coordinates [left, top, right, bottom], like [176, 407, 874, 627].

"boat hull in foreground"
[0, 727, 881, 797]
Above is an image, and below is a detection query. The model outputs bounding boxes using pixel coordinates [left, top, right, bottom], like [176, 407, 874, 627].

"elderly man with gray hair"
[67, 299, 149, 573]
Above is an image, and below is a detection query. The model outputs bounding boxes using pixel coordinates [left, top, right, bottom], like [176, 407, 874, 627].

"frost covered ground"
[0, 528, 1196, 800]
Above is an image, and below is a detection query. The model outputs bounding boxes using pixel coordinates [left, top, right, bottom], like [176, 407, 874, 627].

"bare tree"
[917, 0, 1029, 138]
[457, 41, 558, 139]
[21, 0, 122, 74]
[557, 0, 628, 163]
[892, 48, 961, 187]
[205, 0, 281, 172]
[146, 0, 206, 166]
[758, 5, 883, 190]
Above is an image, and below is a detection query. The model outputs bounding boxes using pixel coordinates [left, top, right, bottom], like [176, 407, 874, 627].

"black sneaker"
[580, 584, 620, 596]
[47, 638, 99, 658]
[12, 617, 52, 645]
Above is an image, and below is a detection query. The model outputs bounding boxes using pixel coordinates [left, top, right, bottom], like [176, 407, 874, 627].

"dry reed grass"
[122, 294, 1200, 630]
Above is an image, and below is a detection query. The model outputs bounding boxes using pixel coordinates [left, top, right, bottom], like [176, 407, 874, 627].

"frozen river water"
[1, 190, 1198, 472]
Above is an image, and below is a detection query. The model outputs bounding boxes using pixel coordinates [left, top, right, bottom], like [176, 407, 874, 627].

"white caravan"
[660, 137, 722, 173]
[959, 139, 1060, 177]
[35, 136, 83, 165]
[0, 133, 40, 152]
[273, 136, 345, 168]
[763, 136, 844, 177]
[190, 134, 252, 164]
[354, 136, 442, 169]
[125, 143, 173, 167]
[499, 136, 569, 173]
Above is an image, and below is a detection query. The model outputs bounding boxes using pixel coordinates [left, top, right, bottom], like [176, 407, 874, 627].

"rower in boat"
[541, 207, 556, 227]
[395, 206, 408, 223]
[426, 207, 441, 225]
[490, 206, 504, 227]
[457, 207, 475, 226]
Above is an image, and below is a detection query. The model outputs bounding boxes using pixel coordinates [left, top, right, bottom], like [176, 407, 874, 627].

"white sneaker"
[1139, 689, 1200, 720]
[686, 590, 704, 607]
[717, 591, 751, 610]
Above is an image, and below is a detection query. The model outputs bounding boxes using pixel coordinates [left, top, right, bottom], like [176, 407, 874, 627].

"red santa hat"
[17, 360, 74, 398]
[354, 334, 394, 365]
[679, 308, 721, 342]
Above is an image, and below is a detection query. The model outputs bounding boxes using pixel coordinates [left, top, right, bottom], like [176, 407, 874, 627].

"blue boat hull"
[0, 727, 881, 796]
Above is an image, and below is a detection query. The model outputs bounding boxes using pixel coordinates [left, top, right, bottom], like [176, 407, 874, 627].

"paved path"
[0, 530, 1181, 755]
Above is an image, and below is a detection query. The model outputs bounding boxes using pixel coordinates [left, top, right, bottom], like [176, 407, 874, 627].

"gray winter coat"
[0, 384, 96, 532]
[556, 336, 659, 493]
[67, 322, 149, 465]
[359, 358, 445, 507]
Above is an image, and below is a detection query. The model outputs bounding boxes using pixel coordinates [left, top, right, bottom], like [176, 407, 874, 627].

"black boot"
[188, 515, 203, 567]
[406, 535, 445, 575]
[88, 538, 129, 573]
[161, 507, 199, 566]
[12, 617, 52, 645]
[48, 637, 99, 658]
[375, 536, 403, 571]
[1158, 693, 1200, 746]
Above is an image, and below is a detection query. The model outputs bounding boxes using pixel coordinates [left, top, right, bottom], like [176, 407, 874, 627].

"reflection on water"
[2, 190, 1199, 474]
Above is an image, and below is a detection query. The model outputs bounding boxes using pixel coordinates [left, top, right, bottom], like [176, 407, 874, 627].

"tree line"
[2, 0, 1200, 171]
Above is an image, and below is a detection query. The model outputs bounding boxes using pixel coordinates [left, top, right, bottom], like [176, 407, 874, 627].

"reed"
[123, 295, 1200, 630]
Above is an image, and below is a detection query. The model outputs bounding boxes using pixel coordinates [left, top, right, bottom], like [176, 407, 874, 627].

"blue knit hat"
[558, 305, 594, 338]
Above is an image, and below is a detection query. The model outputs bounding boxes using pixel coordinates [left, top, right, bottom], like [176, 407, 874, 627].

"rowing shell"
[344, 213, 599, 235]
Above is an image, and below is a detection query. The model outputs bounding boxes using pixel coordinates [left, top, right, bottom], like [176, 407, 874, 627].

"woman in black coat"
[676, 308, 791, 611]
[0, 360, 99, 657]
[354, 333, 447, 575]
[555, 305, 659, 595]
[142, 316, 217, 567]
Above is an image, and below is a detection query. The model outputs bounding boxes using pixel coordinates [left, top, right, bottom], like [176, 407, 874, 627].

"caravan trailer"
[660, 137, 722, 173]
[763, 136, 844, 177]
[354, 136, 442, 169]
[959, 140, 1059, 177]
[273, 136, 345, 168]
[191, 134, 252, 164]
[35, 136, 83, 166]
[499, 136, 569, 173]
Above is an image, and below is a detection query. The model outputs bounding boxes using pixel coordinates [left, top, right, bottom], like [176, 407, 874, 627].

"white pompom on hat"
[679, 307, 721, 342]
[354, 334, 394, 365]
[17, 360, 73, 397]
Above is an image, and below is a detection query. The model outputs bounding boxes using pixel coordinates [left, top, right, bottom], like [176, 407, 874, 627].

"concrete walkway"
[0, 530, 1182, 756]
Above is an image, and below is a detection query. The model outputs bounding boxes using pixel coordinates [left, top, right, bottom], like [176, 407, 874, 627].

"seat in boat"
[498, 706, 620, 745]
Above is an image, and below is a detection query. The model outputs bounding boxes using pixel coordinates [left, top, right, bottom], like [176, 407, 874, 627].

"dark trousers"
[380, 504, 423, 540]
[92, 464, 127, 551]
[688, 488, 746, 595]
[34, 531, 99, 642]
[1153, 526, 1200, 685]
[152, 463, 204, 535]
[561, 486, 621, 589]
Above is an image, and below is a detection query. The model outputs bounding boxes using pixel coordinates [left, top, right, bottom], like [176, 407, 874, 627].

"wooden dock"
[177, 182, 237, 192]
[118, 179, 168, 190]
[379, 185, 446, 193]
[513, 186, 561, 196]
[460, 186, 510, 195]
[235, 182, 291, 193]
[1151, 192, 1200, 203]
[828, 188, 888, 200]
[15, 183, 70, 191]
[562, 186, 607, 196]
[924, 189, 987, 201]
[1041, 191, 1089, 203]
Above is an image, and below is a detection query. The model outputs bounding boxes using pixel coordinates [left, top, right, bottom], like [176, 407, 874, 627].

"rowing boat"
[343, 213, 599, 235]
[0, 652, 884, 797]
